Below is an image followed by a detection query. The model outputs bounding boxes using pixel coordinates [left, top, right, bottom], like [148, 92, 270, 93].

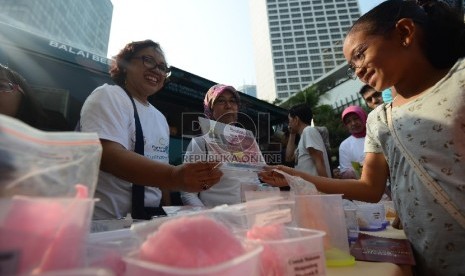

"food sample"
[139, 215, 245, 268]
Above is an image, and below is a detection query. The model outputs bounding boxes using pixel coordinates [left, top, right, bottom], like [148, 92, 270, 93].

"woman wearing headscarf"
[181, 84, 262, 207]
[335, 105, 367, 179]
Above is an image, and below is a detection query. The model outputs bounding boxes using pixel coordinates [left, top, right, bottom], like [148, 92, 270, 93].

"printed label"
[286, 252, 326, 276]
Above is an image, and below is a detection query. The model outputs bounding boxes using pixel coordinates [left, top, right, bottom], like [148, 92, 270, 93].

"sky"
[108, 0, 385, 91]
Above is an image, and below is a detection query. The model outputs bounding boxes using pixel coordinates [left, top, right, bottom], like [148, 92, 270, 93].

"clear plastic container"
[243, 226, 326, 276]
[355, 202, 388, 231]
[0, 196, 95, 275]
[86, 229, 139, 276]
[293, 194, 355, 267]
[123, 242, 263, 276]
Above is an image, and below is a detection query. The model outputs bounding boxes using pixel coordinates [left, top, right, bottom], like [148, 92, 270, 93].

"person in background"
[181, 84, 262, 206]
[285, 103, 331, 177]
[79, 40, 222, 219]
[259, 1, 465, 274]
[0, 64, 49, 129]
[359, 84, 383, 110]
[334, 105, 367, 179]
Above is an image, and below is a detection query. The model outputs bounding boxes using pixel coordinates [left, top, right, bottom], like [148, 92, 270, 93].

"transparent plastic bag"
[0, 114, 102, 198]
[0, 115, 102, 274]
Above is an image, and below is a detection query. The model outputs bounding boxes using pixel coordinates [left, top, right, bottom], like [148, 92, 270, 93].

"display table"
[327, 260, 412, 276]
[327, 226, 412, 276]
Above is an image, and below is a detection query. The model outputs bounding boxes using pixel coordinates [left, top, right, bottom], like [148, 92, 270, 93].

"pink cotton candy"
[0, 185, 93, 274]
[247, 224, 286, 275]
[139, 216, 245, 268]
[247, 224, 286, 240]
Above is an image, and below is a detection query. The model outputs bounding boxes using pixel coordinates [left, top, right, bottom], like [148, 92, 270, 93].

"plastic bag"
[0, 114, 102, 198]
[0, 115, 102, 274]
[274, 169, 318, 195]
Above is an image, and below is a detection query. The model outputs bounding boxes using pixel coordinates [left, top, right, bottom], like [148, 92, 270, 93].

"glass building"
[250, 0, 361, 101]
[0, 0, 112, 56]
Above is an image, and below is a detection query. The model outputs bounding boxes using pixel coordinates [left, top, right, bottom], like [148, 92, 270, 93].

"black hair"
[358, 84, 377, 97]
[0, 64, 48, 129]
[349, 0, 465, 69]
[110, 39, 167, 87]
[288, 103, 313, 125]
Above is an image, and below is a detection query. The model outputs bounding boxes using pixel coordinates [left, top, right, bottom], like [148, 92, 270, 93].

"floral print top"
[365, 58, 465, 275]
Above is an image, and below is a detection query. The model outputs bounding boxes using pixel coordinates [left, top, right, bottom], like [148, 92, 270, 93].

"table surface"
[327, 226, 412, 276]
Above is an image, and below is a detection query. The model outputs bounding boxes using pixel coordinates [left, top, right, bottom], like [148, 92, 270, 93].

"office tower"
[250, 0, 361, 102]
[238, 85, 258, 98]
[0, 0, 112, 56]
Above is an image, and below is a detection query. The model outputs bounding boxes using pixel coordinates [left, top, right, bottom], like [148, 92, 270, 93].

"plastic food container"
[123, 242, 263, 276]
[355, 202, 389, 231]
[293, 194, 355, 267]
[243, 226, 326, 276]
[0, 196, 95, 275]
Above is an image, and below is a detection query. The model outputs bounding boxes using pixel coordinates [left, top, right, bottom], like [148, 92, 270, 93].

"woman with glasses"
[0, 65, 48, 129]
[79, 40, 222, 220]
[181, 84, 264, 207]
[259, 1, 465, 274]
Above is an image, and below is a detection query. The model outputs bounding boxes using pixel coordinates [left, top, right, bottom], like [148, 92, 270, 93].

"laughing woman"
[79, 40, 222, 220]
[259, 1, 465, 274]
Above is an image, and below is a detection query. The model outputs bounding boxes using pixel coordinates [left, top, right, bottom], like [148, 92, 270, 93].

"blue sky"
[108, 0, 384, 91]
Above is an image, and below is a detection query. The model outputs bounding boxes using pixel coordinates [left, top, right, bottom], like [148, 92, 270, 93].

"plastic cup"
[293, 194, 355, 267]
[344, 208, 359, 245]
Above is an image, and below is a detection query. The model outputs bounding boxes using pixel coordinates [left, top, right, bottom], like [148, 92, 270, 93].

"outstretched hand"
[172, 162, 223, 192]
[258, 165, 291, 187]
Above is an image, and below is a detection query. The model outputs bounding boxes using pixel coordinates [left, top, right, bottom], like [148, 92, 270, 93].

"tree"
[278, 84, 349, 166]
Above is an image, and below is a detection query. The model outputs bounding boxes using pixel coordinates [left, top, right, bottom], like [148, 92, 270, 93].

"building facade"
[0, 0, 112, 56]
[238, 84, 258, 98]
[250, 0, 361, 102]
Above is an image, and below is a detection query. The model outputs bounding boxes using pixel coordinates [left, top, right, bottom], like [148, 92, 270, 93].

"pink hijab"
[341, 105, 367, 138]
[203, 84, 240, 119]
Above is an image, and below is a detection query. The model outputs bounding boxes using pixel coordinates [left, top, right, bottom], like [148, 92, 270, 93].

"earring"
[402, 41, 408, 47]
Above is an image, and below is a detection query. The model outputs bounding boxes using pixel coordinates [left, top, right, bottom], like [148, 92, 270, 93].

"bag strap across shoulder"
[386, 104, 465, 229]
[122, 87, 148, 220]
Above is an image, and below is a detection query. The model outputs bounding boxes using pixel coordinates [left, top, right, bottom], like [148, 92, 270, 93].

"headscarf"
[203, 84, 240, 119]
[341, 105, 367, 138]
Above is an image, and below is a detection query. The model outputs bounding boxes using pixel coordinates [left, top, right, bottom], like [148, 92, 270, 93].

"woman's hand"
[258, 165, 293, 187]
[172, 162, 223, 192]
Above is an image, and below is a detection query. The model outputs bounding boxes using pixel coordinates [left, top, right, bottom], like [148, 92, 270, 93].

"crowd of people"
[2, 0, 464, 274]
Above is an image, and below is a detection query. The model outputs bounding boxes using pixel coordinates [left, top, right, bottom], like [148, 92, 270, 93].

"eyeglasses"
[346, 45, 367, 79]
[0, 81, 23, 94]
[214, 98, 238, 106]
[132, 55, 171, 75]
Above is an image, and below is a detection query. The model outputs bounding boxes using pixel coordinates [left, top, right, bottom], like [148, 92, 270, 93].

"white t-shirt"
[181, 136, 259, 207]
[295, 126, 331, 176]
[338, 135, 365, 175]
[80, 84, 169, 219]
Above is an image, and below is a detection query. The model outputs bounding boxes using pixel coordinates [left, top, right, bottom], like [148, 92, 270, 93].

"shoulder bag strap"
[122, 87, 149, 220]
[386, 104, 465, 229]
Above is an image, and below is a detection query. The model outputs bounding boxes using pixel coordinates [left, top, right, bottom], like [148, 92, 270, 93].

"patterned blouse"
[365, 58, 465, 275]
